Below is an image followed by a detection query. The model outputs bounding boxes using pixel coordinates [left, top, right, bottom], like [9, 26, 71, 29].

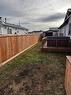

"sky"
[0, 0, 71, 31]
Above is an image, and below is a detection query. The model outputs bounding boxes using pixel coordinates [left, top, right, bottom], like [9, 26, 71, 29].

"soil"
[0, 62, 66, 95]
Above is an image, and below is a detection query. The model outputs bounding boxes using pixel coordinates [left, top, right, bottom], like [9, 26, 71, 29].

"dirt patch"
[0, 63, 66, 95]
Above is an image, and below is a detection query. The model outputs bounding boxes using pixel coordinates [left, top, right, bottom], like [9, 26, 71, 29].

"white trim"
[0, 42, 38, 67]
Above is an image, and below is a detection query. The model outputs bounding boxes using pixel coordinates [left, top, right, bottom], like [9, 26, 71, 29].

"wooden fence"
[0, 34, 39, 65]
[65, 56, 71, 95]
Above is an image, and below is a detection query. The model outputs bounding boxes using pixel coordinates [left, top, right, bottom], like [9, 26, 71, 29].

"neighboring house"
[43, 30, 53, 37]
[40, 27, 59, 38]
[49, 27, 59, 36]
[32, 30, 42, 34]
[0, 17, 28, 35]
[59, 8, 71, 39]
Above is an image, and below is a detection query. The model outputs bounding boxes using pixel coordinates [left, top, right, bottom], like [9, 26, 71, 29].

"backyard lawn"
[0, 44, 67, 95]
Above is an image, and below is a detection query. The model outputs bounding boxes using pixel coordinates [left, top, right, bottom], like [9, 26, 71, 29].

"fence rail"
[0, 34, 39, 65]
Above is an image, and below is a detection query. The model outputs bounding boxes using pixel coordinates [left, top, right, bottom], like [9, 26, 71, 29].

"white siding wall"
[68, 17, 71, 39]
[65, 24, 69, 37]
[1, 26, 28, 35]
[59, 27, 65, 36]
[11, 28, 28, 35]
[60, 18, 71, 38]
[1, 27, 7, 34]
[0, 26, 2, 34]
[62, 24, 69, 36]
[12, 28, 17, 34]
[58, 29, 61, 36]
[60, 25, 69, 36]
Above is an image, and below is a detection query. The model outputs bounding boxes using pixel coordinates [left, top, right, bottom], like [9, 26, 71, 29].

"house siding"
[59, 21, 71, 39]
[0, 27, 2, 34]
[1, 25, 28, 35]
[0, 18, 28, 35]
[64, 24, 69, 37]
[68, 17, 71, 38]
[59, 16, 71, 39]
[58, 9, 71, 39]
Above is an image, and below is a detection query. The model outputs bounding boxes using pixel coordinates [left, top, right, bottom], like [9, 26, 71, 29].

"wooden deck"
[41, 42, 71, 53]
[41, 36, 71, 53]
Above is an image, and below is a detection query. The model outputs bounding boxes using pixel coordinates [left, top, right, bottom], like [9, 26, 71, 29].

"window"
[17, 31, 19, 33]
[68, 23, 71, 35]
[4, 26, 6, 29]
[7, 27, 9, 34]
[9, 29, 12, 34]
[7, 28, 12, 34]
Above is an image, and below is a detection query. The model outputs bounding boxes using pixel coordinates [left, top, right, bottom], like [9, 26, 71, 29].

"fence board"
[0, 34, 39, 64]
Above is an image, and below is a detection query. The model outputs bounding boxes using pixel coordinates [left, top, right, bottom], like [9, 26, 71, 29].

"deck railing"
[47, 36, 70, 47]
[42, 36, 71, 48]
[0, 34, 39, 65]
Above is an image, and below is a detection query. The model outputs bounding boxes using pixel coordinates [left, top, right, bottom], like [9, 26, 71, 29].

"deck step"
[41, 47, 71, 52]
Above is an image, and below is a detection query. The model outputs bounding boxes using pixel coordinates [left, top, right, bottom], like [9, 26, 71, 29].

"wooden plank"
[0, 42, 38, 67]
[0, 34, 39, 65]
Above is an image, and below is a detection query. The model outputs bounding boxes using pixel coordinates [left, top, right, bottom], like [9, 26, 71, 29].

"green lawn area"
[0, 43, 69, 95]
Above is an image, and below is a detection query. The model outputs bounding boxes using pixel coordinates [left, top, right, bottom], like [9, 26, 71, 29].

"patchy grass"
[0, 43, 69, 95]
